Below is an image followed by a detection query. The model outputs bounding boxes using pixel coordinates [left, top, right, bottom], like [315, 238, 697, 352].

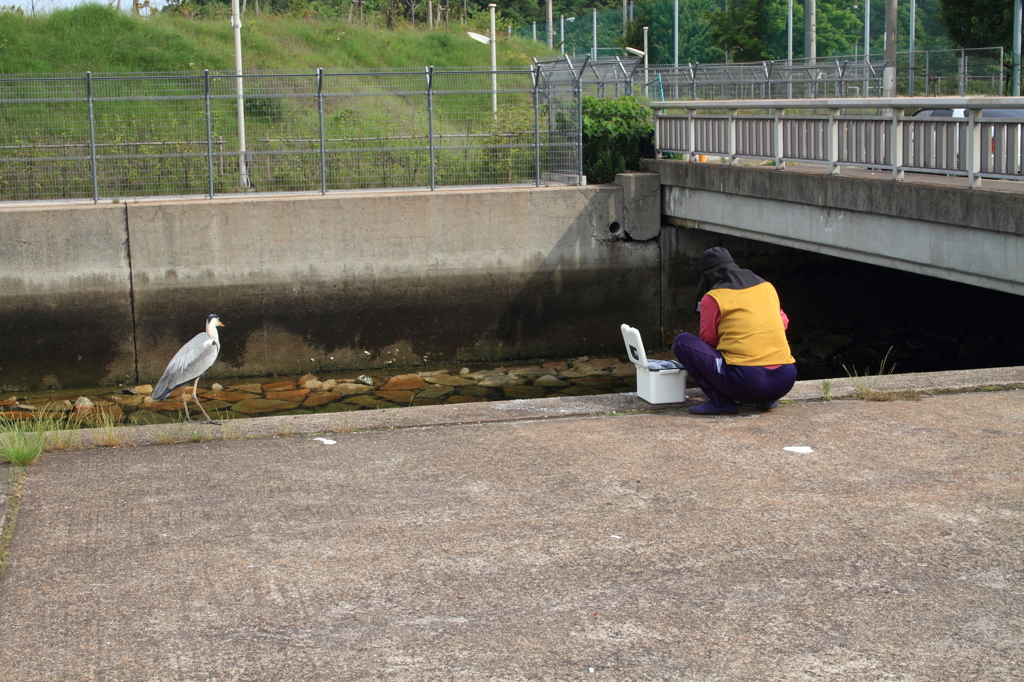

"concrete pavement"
[1, 368, 1022, 680]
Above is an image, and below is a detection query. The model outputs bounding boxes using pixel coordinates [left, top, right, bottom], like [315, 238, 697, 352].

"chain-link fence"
[563, 48, 1005, 103]
[898, 48, 1006, 97]
[0, 65, 584, 204]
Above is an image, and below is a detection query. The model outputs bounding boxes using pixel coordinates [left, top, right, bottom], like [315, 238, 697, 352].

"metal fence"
[0, 65, 584, 204]
[561, 48, 1005, 102]
[653, 97, 1024, 188]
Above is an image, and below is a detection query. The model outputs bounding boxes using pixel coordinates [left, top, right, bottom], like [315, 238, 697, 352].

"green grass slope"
[0, 4, 557, 74]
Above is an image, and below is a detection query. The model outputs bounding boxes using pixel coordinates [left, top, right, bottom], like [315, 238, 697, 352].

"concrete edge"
[35, 365, 1024, 452]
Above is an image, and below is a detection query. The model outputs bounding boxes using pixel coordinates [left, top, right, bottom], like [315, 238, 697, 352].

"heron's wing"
[152, 333, 221, 399]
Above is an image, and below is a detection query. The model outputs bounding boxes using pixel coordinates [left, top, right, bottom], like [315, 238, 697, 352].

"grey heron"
[152, 314, 225, 424]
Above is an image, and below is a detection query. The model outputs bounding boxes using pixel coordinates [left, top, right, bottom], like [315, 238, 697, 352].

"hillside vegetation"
[0, 4, 558, 74]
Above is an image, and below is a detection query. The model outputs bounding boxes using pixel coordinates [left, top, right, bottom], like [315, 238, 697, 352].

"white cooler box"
[620, 324, 688, 404]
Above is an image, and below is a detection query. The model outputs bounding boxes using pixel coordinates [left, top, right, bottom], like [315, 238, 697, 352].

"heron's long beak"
[217, 320, 225, 327]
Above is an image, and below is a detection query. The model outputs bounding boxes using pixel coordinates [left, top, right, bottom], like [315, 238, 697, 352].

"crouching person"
[674, 247, 797, 415]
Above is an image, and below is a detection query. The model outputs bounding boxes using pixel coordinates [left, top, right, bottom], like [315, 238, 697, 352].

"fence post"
[967, 108, 982, 188]
[890, 107, 904, 181]
[925, 50, 930, 96]
[576, 67, 584, 184]
[205, 70, 215, 199]
[426, 66, 436, 191]
[774, 108, 786, 169]
[532, 64, 541, 187]
[687, 108, 696, 160]
[317, 68, 327, 195]
[727, 108, 738, 165]
[828, 108, 840, 174]
[86, 71, 99, 204]
[959, 49, 966, 96]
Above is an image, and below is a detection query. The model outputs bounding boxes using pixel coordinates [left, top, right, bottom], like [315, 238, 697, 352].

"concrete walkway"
[1, 368, 1022, 681]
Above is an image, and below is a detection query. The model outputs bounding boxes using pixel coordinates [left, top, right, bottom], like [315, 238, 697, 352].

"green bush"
[581, 95, 653, 185]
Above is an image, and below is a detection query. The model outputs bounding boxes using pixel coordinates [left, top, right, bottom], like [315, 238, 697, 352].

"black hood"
[694, 247, 766, 312]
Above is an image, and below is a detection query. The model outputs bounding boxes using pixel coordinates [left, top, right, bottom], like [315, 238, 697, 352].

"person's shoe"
[756, 401, 779, 411]
[689, 401, 738, 415]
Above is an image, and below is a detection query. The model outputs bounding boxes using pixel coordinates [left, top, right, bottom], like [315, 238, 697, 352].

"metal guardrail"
[653, 97, 1024, 188]
[0, 65, 585, 204]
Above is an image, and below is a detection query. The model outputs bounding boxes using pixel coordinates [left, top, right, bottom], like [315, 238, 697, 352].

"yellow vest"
[707, 282, 796, 367]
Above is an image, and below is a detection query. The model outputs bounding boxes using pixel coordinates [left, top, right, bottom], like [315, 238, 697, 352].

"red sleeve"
[699, 295, 720, 346]
[780, 308, 790, 330]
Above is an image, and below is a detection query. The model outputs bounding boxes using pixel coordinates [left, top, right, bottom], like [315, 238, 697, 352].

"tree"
[622, 0, 723, 64]
[706, 0, 787, 61]
[939, 0, 1015, 51]
[704, 0, 863, 62]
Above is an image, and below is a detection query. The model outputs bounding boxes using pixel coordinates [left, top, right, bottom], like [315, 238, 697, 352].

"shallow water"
[0, 356, 644, 426]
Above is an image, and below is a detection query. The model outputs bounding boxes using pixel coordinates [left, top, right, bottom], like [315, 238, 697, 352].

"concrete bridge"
[643, 158, 1024, 297]
[645, 97, 1024, 298]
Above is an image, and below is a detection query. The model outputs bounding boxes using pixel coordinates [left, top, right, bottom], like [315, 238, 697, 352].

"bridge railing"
[653, 97, 1024, 188]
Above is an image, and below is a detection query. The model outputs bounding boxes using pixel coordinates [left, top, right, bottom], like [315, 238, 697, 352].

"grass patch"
[91, 409, 139, 448]
[152, 423, 217, 444]
[0, 416, 47, 468]
[331, 417, 353, 434]
[0, 7, 555, 76]
[843, 348, 924, 402]
[220, 422, 241, 440]
[45, 427, 83, 452]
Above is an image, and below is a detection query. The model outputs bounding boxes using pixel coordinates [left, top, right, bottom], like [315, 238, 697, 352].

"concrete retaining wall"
[0, 205, 136, 390]
[1, 176, 662, 390]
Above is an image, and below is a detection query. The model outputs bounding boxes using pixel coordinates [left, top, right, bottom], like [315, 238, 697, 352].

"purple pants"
[672, 333, 797, 407]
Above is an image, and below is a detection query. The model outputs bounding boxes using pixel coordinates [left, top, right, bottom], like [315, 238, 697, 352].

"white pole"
[787, 0, 793, 97]
[1014, 0, 1022, 96]
[804, 0, 816, 64]
[883, 0, 896, 97]
[864, 0, 870, 62]
[560, 15, 565, 55]
[490, 4, 497, 115]
[787, 0, 792, 63]
[909, 0, 916, 95]
[546, 0, 553, 49]
[593, 8, 597, 60]
[643, 25, 649, 92]
[231, 0, 248, 188]
[673, 0, 678, 68]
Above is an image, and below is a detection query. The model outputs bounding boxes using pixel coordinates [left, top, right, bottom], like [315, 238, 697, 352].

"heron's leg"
[181, 389, 194, 422]
[192, 378, 221, 425]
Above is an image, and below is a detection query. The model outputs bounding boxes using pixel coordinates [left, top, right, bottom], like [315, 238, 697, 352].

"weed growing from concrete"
[46, 427, 83, 451]
[0, 416, 47, 468]
[185, 428, 209, 443]
[93, 410, 138, 448]
[844, 348, 922, 401]
[379, 409, 405, 430]
[822, 379, 833, 401]
[220, 422, 241, 440]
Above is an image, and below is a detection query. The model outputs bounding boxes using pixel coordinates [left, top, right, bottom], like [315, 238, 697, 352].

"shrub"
[581, 95, 653, 184]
